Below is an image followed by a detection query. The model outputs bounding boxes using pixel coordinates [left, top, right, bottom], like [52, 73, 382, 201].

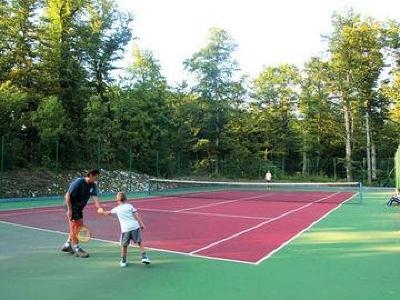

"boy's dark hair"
[85, 169, 100, 177]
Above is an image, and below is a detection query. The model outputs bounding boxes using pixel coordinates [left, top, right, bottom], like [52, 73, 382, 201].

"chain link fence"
[0, 136, 396, 198]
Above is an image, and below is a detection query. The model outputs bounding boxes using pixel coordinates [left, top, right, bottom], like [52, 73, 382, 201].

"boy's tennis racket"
[76, 225, 92, 243]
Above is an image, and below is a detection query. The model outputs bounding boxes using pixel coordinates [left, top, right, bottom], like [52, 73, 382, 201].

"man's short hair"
[85, 169, 100, 177]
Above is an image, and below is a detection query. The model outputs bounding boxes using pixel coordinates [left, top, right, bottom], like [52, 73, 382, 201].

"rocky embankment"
[0, 169, 150, 199]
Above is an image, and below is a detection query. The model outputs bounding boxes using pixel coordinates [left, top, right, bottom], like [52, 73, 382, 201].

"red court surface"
[0, 191, 355, 265]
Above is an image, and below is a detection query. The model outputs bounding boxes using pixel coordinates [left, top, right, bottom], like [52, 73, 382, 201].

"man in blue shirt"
[61, 169, 102, 258]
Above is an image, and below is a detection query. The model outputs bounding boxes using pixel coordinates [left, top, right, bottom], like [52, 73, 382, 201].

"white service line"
[0, 201, 270, 220]
[174, 193, 276, 212]
[190, 192, 340, 254]
[139, 207, 272, 220]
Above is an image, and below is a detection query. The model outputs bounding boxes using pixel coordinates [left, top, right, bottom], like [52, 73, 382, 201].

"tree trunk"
[215, 109, 220, 175]
[365, 111, 372, 185]
[264, 148, 269, 160]
[344, 105, 353, 182]
[371, 141, 377, 180]
[302, 151, 307, 175]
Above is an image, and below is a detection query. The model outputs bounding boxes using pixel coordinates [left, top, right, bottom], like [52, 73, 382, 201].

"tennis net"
[148, 179, 363, 205]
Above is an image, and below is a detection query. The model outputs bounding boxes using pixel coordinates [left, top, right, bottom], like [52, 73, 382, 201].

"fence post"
[55, 139, 59, 194]
[177, 152, 181, 177]
[97, 138, 101, 170]
[129, 148, 132, 192]
[156, 151, 160, 177]
[333, 158, 337, 181]
[282, 157, 285, 177]
[0, 136, 4, 197]
[362, 157, 366, 184]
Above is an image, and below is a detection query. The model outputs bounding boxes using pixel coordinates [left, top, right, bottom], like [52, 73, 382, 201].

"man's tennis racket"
[76, 225, 92, 243]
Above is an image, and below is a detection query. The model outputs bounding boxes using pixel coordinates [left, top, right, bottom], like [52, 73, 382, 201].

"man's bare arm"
[92, 196, 102, 209]
[65, 192, 72, 219]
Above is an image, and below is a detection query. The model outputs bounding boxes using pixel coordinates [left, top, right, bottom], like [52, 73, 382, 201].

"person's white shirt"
[110, 203, 140, 232]
[265, 171, 272, 182]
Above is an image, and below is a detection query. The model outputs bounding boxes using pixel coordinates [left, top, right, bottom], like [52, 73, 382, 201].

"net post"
[359, 181, 363, 205]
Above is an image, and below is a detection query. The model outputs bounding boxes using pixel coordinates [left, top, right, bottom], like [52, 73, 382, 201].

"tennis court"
[0, 185, 357, 264]
[0, 182, 399, 300]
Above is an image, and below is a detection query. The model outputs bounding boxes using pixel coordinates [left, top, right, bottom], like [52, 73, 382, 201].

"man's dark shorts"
[120, 229, 142, 247]
[63, 204, 84, 220]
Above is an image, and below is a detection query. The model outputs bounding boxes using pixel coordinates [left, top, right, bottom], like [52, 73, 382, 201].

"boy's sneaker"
[61, 244, 74, 254]
[74, 247, 90, 258]
[120, 260, 128, 268]
[141, 255, 151, 264]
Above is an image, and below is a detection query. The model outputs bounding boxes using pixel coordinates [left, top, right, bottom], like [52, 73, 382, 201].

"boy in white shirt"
[98, 192, 150, 267]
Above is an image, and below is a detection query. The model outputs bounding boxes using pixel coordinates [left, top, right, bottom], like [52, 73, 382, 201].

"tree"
[83, 0, 133, 103]
[32, 96, 69, 141]
[298, 57, 342, 175]
[118, 47, 172, 175]
[328, 14, 385, 183]
[252, 64, 300, 165]
[0, 81, 29, 167]
[0, 0, 40, 90]
[32, 96, 70, 166]
[184, 28, 242, 174]
[38, 0, 90, 124]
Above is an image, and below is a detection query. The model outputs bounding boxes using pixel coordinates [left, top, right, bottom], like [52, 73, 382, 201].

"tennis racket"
[76, 225, 92, 243]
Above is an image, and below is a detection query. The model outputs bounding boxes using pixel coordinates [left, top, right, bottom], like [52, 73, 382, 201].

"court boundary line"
[0, 220, 257, 265]
[254, 192, 359, 265]
[190, 192, 341, 254]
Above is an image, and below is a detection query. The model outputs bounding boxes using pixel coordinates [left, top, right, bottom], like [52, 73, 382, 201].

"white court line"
[0, 220, 257, 265]
[0, 207, 64, 216]
[190, 192, 341, 254]
[0, 192, 356, 266]
[0, 204, 270, 221]
[140, 207, 271, 221]
[174, 193, 276, 212]
[254, 192, 359, 265]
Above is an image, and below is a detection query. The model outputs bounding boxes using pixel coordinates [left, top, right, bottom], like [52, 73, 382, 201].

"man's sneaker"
[61, 244, 74, 254]
[141, 255, 151, 264]
[74, 247, 90, 258]
[120, 260, 128, 268]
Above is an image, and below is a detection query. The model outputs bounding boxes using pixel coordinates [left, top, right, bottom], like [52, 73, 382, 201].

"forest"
[0, 0, 399, 185]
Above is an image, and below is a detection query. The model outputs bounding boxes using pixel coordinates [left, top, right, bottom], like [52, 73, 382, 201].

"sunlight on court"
[300, 230, 399, 244]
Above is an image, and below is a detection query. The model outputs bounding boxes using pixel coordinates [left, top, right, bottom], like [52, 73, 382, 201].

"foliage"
[0, 5, 399, 183]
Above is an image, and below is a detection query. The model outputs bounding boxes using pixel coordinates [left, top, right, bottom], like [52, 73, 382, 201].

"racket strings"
[77, 226, 91, 242]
